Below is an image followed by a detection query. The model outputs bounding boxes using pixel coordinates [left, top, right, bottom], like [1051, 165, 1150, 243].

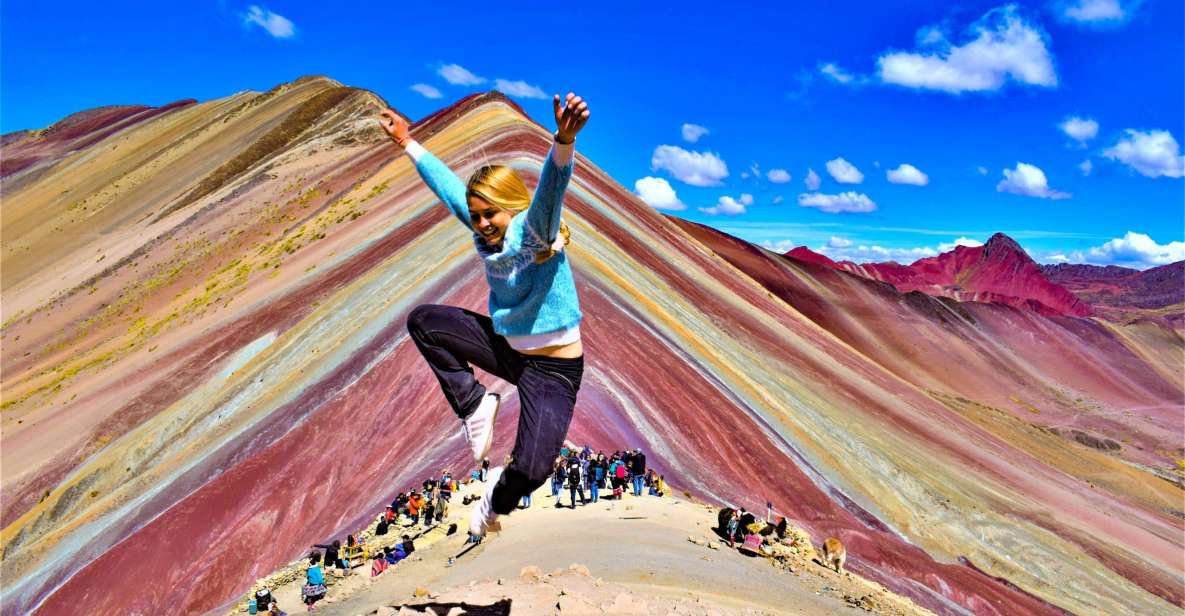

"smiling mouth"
[481, 228, 500, 240]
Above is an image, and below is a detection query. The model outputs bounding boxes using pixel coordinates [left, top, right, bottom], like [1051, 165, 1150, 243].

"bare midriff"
[519, 339, 583, 359]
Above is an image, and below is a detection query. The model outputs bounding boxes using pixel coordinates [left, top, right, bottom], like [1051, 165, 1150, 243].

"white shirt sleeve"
[551, 140, 575, 167]
[403, 140, 427, 162]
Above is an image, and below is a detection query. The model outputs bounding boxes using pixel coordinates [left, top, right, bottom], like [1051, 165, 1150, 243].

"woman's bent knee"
[407, 304, 442, 335]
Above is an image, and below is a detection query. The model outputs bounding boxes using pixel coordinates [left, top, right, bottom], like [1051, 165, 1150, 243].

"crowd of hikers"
[253, 445, 662, 612]
[278, 469, 458, 612]
[253, 444, 823, 614]
[541, 446, 666, 508]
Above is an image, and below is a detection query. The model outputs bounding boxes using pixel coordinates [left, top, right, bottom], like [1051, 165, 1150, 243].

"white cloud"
[797, 191, 877, 213]
[820, 62, 865, 85]
[634, 177, 686, 211]
[773, 235, 1021, 264]
[917, 25, 948, 46]
[1102, 129, 1185, 178]
[760, 239, 798, 253]
[996, 162, 1071, 199]
[976, 165, 989, 175]
[818, 243, 938, 263]
[1079, 159, 1093, 176]
[1060, 0, 1138, 25]
[410, 84, 443, 99]
[438, 64, 487, 85]
[494, 79, 547, 99]
[938, 236, 984, 251]
[772, 195, 785, 204]
[877, 5, 1056, 94]
[804, 168, 822, 190]
[244, 6, 295, 38]
[886, 163, 930, 186]
[1059, 116, 1099, 145]
[682, 123, 709, 143]
[699, 193, 752, 216]
[825, 157, 864, 184]
[767, 169, 792, 183]
[1086, 232, 1185, 268]
[651, 145, 729, 187]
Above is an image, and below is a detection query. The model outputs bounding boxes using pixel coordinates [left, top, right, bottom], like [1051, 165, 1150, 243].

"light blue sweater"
[405, 139, 583, 350]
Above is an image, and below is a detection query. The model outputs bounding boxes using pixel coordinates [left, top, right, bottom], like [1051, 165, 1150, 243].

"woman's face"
[468, 196, 513, 245]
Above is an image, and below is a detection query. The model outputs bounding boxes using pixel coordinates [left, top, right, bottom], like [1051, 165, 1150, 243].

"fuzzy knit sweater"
[404, 138, 581, 350]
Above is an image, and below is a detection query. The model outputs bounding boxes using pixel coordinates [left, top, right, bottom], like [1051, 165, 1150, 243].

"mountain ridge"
[782, 233, 1185, 318]
[1, 76, 1180, 616]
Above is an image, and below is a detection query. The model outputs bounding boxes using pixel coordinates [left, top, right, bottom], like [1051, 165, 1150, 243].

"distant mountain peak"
[777, 231, 1091, 317]
[981, 232, 1030, 262]
[784, 246, 839, 269]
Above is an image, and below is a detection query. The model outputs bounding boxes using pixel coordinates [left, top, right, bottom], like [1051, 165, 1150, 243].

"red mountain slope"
[786, 234, 1092, 317]
[1041, 261, 1184, 310]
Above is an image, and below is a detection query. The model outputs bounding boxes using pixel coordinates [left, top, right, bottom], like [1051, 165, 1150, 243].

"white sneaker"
[468, 466, 503, 541]
[463, 393, 500, 463]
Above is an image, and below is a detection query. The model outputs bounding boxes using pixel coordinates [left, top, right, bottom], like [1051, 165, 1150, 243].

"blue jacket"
[406, 139, 582, 349]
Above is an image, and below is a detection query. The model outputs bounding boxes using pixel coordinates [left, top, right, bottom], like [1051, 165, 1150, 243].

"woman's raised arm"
[379, 108, 474, 231]
[524, 93, 590, 245]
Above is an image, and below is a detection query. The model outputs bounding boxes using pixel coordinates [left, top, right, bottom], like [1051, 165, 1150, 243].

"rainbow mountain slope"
[1, 77, 1181, 615]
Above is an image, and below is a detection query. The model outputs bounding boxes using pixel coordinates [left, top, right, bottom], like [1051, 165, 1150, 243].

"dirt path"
[236, 481, 933, 616]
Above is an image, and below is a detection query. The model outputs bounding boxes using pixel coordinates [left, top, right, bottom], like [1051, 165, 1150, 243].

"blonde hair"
[467, 165, 571, 263]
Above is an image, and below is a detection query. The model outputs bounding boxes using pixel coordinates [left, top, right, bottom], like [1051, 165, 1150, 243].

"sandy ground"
[237, 479, 932, 616]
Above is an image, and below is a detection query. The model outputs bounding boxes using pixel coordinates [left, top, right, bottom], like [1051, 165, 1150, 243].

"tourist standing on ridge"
[610, 455, 627, 499]
[587, 453, 603, 502]
[301, 552, 327, 609]
[629, 448, 647, 496]
[565, 453, 586, 508]
[553, 457, 568, 507]
[380, 91, 591, 544]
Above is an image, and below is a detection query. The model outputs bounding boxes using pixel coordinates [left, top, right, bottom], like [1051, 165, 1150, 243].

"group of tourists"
[544, 446, 665, 509]
[718, 505, 791, 554]
[381, 468, 458, 530]
[291, 469, 458, 611]
[295, 532, 419, 611]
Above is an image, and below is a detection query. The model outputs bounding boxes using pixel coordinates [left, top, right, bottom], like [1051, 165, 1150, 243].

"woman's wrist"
[554, 131, 575, 145]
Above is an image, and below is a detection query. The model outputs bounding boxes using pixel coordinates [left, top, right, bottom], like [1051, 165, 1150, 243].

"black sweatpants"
[407, 304, 584, 515]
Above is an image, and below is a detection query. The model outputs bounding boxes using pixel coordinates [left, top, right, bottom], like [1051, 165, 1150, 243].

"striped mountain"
[1, 77, 1181, 615]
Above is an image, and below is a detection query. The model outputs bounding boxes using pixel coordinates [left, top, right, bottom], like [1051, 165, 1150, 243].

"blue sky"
[3, 1, 1182, 268]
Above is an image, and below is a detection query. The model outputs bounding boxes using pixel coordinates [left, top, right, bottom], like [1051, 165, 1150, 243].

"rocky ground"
[230, 481, 934, 616]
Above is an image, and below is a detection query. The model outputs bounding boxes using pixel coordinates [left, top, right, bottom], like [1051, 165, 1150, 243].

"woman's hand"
[379, 108, 411, 148]
[553, 92, 590, 144]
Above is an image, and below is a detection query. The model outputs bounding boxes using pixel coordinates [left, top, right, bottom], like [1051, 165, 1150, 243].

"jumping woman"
[379, 91, 590, 542]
